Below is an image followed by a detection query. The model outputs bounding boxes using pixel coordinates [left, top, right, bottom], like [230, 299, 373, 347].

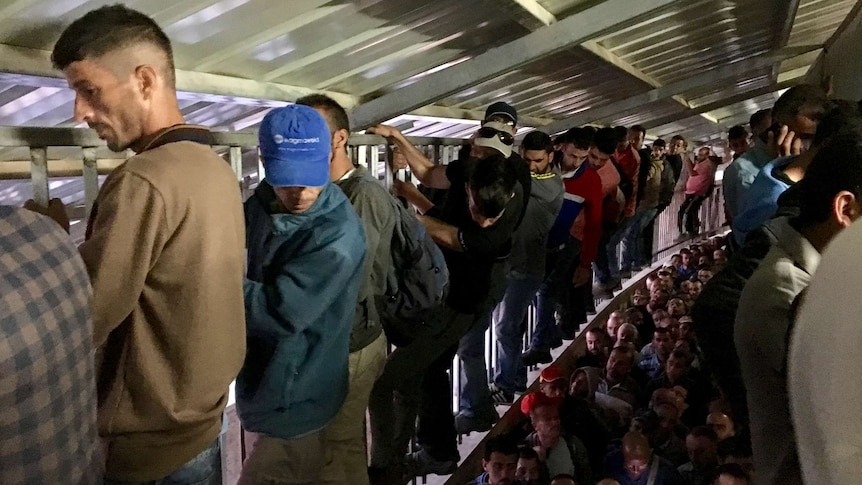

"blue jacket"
[732, 156, 795, 245]
[237, 181, 367, 440]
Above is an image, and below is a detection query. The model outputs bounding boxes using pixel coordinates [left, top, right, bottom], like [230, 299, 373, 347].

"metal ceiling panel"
[789, 0, 857, 46]
[593, 0, 781, 85]
[0, 0, 857, 146]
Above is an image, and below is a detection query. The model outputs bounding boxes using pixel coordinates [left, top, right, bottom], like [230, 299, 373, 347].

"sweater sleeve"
[78, 170, 170, 348]
[244, 237, 366, 336]
[577, 173, 604, 268]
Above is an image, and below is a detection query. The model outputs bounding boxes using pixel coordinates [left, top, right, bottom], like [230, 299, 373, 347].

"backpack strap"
[646, 453, 660, 485]
[85, 125, 214, 240]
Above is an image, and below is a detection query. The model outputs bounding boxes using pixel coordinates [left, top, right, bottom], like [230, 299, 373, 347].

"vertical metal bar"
[30, 147, 49, 207]
[82, 147, 99, 218]
[384, 144, 394, 190]
[371, 145, 381, 180]
[257, 146, 267, 183]
[229, 146, 243, 181]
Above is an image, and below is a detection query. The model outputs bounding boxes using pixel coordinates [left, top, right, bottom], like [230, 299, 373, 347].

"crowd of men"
[4, 4, 862, 485]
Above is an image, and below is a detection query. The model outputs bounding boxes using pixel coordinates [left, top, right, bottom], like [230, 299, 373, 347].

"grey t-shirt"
[508, 171, 564, 277]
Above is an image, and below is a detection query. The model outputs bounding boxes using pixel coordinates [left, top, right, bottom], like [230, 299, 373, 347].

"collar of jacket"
[255, 180, 344, 234]
[140, 124, 213, 152]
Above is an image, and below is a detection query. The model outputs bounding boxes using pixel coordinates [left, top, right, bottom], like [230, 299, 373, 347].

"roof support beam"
[539, 45, 820, 134]
[643, 77, 803, 132]
[0, 43, 359, 109]
[0, 45, 554, 128]
[771, 0, 802, 80]
[578, 40, 712, 123]
[506, 0, 557, 28]
[348, 0, 681, 130]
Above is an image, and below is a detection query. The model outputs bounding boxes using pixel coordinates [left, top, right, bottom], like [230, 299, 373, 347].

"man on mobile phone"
[722, 85, 830, 228]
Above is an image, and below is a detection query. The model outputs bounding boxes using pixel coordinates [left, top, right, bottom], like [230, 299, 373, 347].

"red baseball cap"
[539, 365, 565, 383]
[520, 391, 563, 416]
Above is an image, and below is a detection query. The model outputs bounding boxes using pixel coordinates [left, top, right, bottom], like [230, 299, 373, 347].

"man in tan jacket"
[29, 5, 246, 484]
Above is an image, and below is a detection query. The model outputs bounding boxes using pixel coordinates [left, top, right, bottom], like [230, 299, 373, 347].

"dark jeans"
[532, 239, 583, 351]
[678, 194, 706, 234]
[592, 220, 619, 284]
[369, 261, 508, 465]
[368, 304, 475, 467]
[104, 439, 222, 485]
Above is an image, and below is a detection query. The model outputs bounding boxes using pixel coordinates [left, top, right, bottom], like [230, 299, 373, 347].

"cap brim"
[486, 111, 517, 123]
[264, 156, 330, 187]
[473, 136, 512, 158]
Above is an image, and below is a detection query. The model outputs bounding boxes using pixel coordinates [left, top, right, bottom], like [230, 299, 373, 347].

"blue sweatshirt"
[238, 181, 367, 440]
[732, 156, 795, 245]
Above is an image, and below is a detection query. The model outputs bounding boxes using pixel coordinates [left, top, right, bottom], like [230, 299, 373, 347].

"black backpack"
[376, 197, 449, 346]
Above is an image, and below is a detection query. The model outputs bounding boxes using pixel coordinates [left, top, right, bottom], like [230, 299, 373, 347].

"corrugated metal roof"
[0, 0, 855, 145]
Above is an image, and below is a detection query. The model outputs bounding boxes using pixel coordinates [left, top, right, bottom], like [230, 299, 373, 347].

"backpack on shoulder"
[376, 197, 449, 347]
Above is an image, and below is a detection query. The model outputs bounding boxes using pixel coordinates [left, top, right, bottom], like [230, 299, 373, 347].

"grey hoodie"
[508, 170, 564, 276]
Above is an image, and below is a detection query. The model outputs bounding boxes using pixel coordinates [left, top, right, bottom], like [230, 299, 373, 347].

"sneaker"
[402, 449, 457, 477]
[489, 383, 514, 405]
[454, 410, 499, 434]
[620, 269, 633, 279]
[522, 347, 553, 367]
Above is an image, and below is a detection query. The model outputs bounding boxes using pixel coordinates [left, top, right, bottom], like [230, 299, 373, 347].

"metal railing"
[0, 125, 728, 485]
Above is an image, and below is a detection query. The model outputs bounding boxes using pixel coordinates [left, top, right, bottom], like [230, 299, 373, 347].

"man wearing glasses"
[368, 103, 531, 478]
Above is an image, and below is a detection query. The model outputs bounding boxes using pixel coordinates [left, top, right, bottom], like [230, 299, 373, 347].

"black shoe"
[489, 383, 514, 405]
[454, 410, 499, 434]
[403, 449, 457, 477]
[522, 348, 553, 367]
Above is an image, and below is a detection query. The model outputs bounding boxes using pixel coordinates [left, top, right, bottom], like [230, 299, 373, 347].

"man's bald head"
[623, 431, 652, 479]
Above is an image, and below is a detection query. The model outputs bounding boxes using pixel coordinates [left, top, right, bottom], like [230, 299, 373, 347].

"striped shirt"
[0, 207, 102, 484]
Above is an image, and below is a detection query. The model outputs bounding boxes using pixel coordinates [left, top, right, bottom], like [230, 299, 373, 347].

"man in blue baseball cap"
[237, 104, 368, 485]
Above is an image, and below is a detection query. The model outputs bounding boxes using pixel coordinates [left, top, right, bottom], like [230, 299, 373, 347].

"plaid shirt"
[0, 207, 102, 484]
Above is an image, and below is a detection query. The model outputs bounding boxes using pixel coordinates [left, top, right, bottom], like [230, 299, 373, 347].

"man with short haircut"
[469, 436, 522, 485]
[296, 94, 392, 485]
[723, 84, 831, 223]
[678, 147, 718, 237]
[597, 347, 641, 406]
[678, 426, 720, 485]
[588, 128, 626, 294]
[732, 102, 859, 245]
[576, 328, 609, 368]
[603, 431, 684, 485]
[665, 135, 688, 186]
[638, 328, 674, 380]
[238, 105, 367, 484]
[727, 125, 750, 161]
[613, 139, 675, 279]
[0, 208, 102, 484]
[738, 132, 862, 485]
[749, 108, 773, 140]
[524, 127, 602, 365]
[368, 110, 527, 475]
[47, 6, 246, 482]
[491, 131, 564, 404]
[517, 447, 545, 485]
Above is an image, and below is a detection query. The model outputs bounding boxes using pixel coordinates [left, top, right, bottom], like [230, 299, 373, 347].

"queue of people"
[5, 5, 862, 485]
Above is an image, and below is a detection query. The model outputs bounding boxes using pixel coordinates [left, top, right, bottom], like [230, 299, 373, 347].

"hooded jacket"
[238, 181, 366, 440]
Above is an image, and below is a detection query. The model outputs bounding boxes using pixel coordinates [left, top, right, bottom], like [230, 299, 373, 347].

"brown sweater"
[78, 126, 246, 481]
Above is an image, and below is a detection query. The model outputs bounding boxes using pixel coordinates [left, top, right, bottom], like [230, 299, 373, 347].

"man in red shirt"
[523, 127, 607, 365]
[593, 127, 638, 294]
